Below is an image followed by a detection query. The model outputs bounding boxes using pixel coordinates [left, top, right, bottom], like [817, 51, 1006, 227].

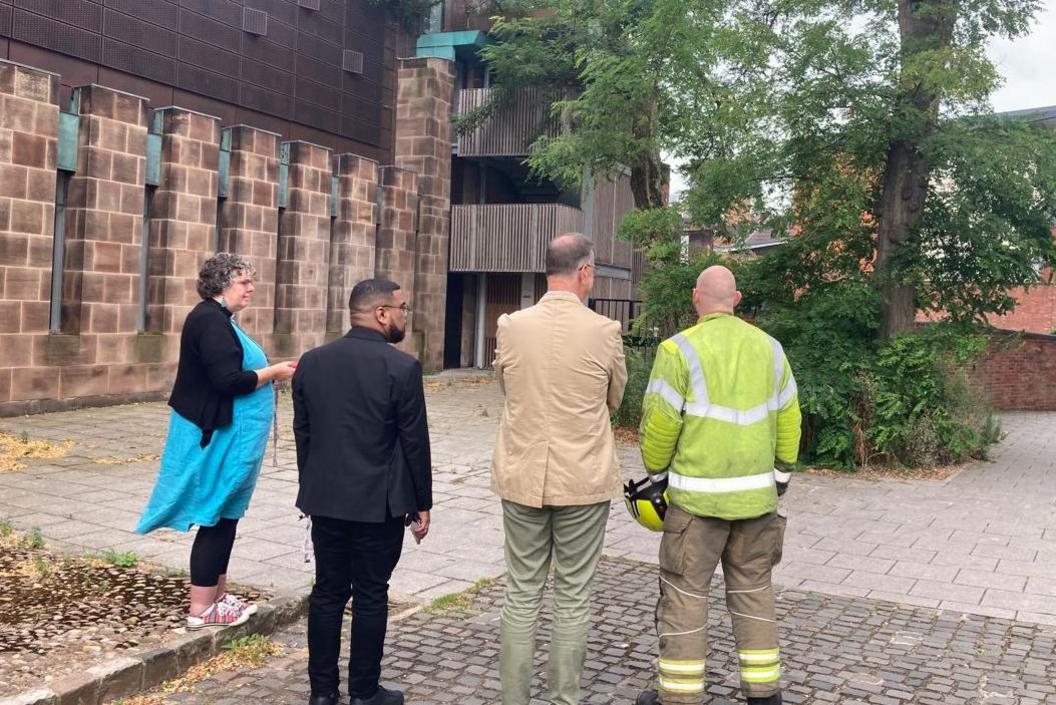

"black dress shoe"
[349, 685, 404, 705]
[308, 693, 339, 705]
[635, 690, 661, 705]
[747, 694, 782, 705]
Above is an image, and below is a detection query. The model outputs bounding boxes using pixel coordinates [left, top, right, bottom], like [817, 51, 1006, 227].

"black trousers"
[307, 514, 405, 698]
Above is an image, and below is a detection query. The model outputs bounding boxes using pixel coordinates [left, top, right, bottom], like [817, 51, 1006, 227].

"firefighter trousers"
[654, 504, 787, 703]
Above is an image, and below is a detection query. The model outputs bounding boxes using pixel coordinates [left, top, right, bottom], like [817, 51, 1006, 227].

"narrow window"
[137, 186, 156, 332]
[48, 172, 71, 333]
[214, 196, 225, 252]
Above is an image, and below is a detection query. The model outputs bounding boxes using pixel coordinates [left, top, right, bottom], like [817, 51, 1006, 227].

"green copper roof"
[416, 30, 488, 62]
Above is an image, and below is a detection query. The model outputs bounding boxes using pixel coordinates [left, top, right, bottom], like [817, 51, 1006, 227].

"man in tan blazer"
[491, 233, 628, 705]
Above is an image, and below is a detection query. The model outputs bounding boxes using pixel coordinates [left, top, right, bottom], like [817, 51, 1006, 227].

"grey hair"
[196, 252, 257, 299]
[545, 233, 595, 276]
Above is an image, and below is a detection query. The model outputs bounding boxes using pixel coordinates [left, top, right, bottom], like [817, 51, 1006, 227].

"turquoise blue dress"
[136, 321, 274, 533]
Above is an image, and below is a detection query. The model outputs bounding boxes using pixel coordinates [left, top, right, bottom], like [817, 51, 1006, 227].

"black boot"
[635, 690, 662, 705]
[349, 685, 404, 705]
[307, 694, 339, 705]
[746, 694, 782, 705]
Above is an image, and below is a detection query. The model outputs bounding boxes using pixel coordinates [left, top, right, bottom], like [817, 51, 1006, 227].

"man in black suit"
[293, 278, 431, 705]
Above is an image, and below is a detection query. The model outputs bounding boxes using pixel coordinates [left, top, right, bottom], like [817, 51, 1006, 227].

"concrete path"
[0, 375, 1054, 625]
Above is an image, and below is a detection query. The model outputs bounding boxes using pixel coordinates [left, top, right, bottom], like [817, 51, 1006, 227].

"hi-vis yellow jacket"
[639, 313, 802, 520]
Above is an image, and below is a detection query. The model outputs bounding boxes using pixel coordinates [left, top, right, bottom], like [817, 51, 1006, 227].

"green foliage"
[749, 273, 1000, 468]
[102, 549, 139, 569]
[26, 527, 44, 550]
[0, 518, 11, 538]
[612, 346, 654, 430]
[619, 207, 727, 337]
[858, 328, 1000, 467]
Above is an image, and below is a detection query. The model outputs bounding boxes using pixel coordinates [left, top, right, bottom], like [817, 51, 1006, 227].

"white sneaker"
[186, 599, 250, 630]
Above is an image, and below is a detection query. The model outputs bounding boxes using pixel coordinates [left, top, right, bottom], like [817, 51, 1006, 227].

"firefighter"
[634, 265, 801, 705]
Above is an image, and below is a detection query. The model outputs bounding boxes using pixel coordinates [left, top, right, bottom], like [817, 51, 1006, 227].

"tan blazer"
[490, 290, 628, 508]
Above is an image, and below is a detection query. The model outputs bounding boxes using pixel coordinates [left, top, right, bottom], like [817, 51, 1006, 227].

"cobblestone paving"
[117, 558, 1056, 705]
[1, 375, 1055, 625]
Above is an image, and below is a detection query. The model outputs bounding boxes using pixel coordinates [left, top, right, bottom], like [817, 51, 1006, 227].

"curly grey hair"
[196, 253, 257, 299]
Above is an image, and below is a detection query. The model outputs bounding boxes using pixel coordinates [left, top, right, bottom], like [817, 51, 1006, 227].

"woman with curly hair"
[137, 253, 297, 629]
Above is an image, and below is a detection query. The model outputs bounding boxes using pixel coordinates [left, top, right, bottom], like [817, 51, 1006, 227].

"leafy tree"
[682, 0, 1056, 336]
[470, 0, 1055, 467]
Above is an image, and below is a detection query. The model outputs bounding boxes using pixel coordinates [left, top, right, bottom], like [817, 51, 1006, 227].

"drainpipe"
[474, 273, 487, 368]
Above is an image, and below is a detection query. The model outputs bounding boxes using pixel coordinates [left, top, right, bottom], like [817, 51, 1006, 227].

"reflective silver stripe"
[671, 333, 707, 405]
[646, 378, 685, 412]
[739, 650, 780, 663]
[769, 336, 784, 398]
[659, 660, 706, 674]
[668, 469, 776, 493]
[685, 400, 770, 426]
[658, 678, 706, 692]
[776, 377, 797, 409]
[774, 468, 792, 484]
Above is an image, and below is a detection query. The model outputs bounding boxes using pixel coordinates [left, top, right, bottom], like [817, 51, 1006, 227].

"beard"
[386, 320, 406, 344]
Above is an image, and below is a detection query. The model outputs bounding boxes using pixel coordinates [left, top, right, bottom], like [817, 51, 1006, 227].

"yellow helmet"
[623, 476, 669, 532]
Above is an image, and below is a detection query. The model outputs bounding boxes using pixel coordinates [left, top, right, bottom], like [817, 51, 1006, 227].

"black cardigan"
[169, 299, 259, 446]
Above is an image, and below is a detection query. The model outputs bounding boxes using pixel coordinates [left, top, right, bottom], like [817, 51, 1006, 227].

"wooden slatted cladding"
[450, 203, 583, 272]
[588, 176, 639, 298]
[457, 86, 560, 157]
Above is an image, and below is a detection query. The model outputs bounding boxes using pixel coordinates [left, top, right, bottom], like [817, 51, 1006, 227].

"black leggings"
[189, 518, 239, 587]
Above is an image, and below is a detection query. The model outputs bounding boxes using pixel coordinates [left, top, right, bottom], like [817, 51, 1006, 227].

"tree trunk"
[874, 0, 957, 338]
[629, 151, 666, 211]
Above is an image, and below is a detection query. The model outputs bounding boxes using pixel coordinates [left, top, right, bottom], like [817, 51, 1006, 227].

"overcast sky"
[988, 4, 1056, 112]
[670, 6, 1056, 200]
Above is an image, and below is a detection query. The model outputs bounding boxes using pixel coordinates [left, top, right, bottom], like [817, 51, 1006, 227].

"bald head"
[693, 265, 741, 316]
[546, 233, 594, 276]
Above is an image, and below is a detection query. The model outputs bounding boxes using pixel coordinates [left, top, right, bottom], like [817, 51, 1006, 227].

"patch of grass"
[101, 549, 139, 569]
[0, 432, 74, 472]
[424, 576, 497, 614]
[25, 527, 44, 550]
[0, 518, 12, 538]
[221, 634, 283, 667]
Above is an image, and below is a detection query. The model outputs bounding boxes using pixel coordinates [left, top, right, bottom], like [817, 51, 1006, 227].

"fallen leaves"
[0, 432, 73, 472]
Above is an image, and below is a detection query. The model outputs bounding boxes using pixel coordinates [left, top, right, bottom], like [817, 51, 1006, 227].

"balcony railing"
[450, 203, 583, 272]
[455, 86, 561, 158]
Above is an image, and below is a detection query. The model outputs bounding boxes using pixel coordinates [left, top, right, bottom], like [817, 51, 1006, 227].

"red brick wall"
[967, 332, 1056, 411]
[985, 271, 1056, 335]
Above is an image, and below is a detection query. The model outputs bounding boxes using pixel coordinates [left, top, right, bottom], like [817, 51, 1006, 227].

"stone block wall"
[273, 141, 332, 357]
[0, 55, 454, 416]
[61, 85, 149, 338]
[219, 125, 281, 339]
[375, 165, 419, 357]
[328, 154, 379, 334]
[0, 62, 59, 406]
[147, 108, 221, 338]
[394, 57, 455, 371]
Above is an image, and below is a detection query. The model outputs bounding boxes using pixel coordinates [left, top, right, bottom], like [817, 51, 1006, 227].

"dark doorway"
[443, 273, 465, 369]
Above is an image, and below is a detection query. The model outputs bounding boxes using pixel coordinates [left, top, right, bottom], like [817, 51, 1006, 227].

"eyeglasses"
[378, 303, 412, 313]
